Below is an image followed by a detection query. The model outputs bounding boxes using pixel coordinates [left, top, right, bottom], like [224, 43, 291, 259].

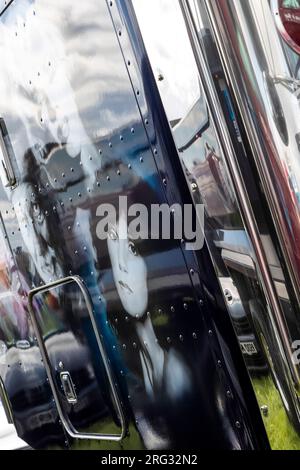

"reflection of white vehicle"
[0, 399, 27, 450]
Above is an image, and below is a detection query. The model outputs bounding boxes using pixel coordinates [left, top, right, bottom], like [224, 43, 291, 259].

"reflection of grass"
[152, 313, 168, 327]
[47, 421, 144, 450]
[253, 375, 300, 450]
[71, 422, 143, 450]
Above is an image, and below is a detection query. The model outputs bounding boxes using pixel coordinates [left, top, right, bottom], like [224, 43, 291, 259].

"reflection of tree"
[283, 0, 300, 8]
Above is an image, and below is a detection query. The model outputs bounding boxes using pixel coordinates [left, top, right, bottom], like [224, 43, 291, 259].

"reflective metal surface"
[132, 0, 300, 450]
[196, 0, 300, 448]
[0, 0, 270, 450]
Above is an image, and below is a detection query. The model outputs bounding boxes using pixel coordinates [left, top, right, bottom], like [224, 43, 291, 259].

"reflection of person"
[107, 210, 192, 400]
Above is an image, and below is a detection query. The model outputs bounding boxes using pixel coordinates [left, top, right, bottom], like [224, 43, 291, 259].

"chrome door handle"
[60, 371, 78, 404]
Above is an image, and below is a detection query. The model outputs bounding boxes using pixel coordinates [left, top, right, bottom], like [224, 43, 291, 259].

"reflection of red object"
[46, 292, 59, 310]
[278, 1, 300, 54]
[219, 0, 300, 288]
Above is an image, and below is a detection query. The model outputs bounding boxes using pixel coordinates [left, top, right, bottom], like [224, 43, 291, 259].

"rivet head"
[58, 361, 64, 370]
[179, 335, 184, 342]
[235, 421, 241, 429]
[192, 332, 197, 339]
[217, 360, 222, 368]
[260, 405, 269, 417]
[191, 182, 198, 193]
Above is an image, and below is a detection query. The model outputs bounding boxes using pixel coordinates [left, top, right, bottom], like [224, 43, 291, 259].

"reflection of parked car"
[2, 325, 113, 447]
[219, 277, 268, 373]
[216, 229, 300, 433]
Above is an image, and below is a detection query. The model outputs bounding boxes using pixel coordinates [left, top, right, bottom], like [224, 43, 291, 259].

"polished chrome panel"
[203, 0, 300, 321]
[185, 0, 300, 446]
[132, 0, 300, 447]
[180, 0, 300, 403]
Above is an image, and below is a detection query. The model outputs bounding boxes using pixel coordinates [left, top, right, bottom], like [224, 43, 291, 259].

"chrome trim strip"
[202, 0, 300, 314]
[28, 276, 126, 442]
[0, 376, 13, 424]
[179, 0, 300, 409]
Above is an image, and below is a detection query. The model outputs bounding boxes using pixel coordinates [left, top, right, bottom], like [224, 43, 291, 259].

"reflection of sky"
[0, 0, 140, 167]
[132, 0, 200, 122]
